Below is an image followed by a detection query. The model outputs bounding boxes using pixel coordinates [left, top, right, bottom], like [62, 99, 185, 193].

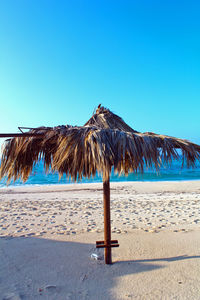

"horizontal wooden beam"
[0, 133, 44, 138]
[96, 240, 119, 249]
[96, 243, 119, 249]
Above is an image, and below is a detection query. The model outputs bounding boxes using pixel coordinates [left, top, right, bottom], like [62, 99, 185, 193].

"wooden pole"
[96, 176, 119, 263]
[103, 177, 112, 264]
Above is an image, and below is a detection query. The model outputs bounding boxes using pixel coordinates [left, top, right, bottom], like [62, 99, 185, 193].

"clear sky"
[0, 0, 200, 150]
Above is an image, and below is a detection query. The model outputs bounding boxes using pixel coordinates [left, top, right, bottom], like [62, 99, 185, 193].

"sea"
[0, 158, 200, 188]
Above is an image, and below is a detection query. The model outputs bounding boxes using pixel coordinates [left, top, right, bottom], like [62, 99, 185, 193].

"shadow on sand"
[0, 236, 199, 300]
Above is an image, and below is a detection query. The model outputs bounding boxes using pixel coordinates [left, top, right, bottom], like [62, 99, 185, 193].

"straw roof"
[1, 105, 200, 184]
[84, 104, 138, 133]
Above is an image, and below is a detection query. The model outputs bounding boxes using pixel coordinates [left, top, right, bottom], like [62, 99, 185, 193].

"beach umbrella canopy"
[1, 104, 200, 264]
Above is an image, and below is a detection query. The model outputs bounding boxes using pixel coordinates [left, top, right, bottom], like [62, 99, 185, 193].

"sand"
[0, 181, 200, 299]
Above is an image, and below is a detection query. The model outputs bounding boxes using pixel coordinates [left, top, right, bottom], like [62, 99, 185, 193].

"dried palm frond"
[1, 105, 200, 184]
[85, 105, 138, 133]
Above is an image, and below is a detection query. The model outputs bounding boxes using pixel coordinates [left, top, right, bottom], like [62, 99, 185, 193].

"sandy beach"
[0, 181, 200, 299]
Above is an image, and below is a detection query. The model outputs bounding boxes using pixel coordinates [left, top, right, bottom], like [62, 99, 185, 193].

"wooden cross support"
[96, 240, 119, 248]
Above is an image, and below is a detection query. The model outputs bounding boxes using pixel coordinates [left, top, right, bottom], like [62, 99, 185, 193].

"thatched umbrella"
[1, 104, 200, 264]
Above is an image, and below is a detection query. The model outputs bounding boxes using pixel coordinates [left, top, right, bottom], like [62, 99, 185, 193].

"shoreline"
[1, 177, 200, 190]
[1, 179, 200, 194]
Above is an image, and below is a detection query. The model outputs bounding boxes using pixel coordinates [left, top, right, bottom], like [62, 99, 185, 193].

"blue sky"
[0, 0, 200, 149]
